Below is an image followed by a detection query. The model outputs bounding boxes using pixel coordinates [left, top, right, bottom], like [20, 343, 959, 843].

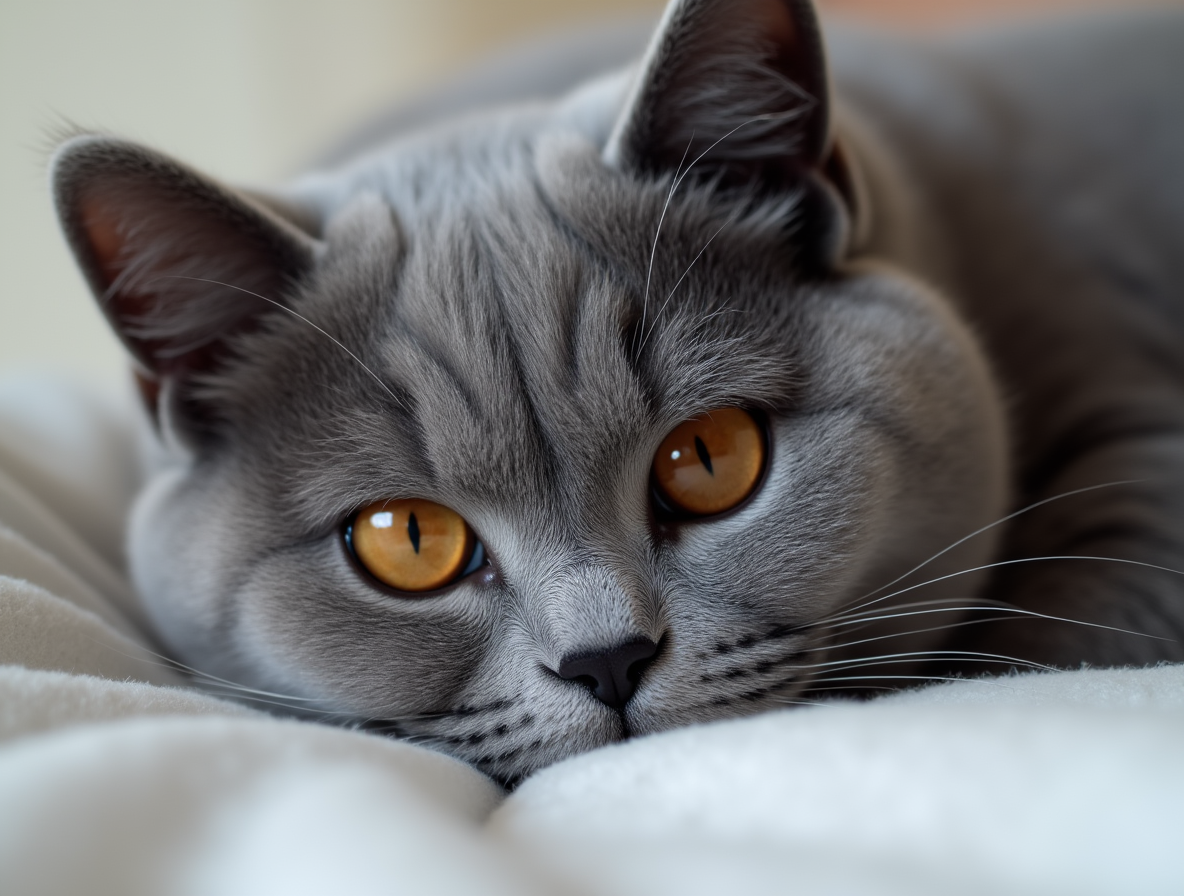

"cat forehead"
[255, 122, 804, 521]
[327, 203, 778, 484]
[312, 126, 798, 391]
[306, 107, 804, 300]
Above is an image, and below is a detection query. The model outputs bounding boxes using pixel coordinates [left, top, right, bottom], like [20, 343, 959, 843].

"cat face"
[53, 0, 1008, 783]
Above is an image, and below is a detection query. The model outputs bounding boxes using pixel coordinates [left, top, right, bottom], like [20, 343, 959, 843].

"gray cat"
[51, 0, 1184, 784]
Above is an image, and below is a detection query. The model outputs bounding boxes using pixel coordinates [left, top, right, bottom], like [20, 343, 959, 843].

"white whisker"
[808, 619, 1009, 658]
[815, 595, 987, 626]
[161, 275, 405, 410]
[799, 649, 1055, 674]
[808, 674, 1019, 690]
[817, 600, 1017, 632]
[766, 697, 833, 708]
[639, 206, 744, 354]
[672, 108, 806, 194]
[843, 480, 1145, 617]
[830, 555, 1183, 642]
[80, 633, 357, 719]
[808, 600, 1172, 675]
[638, 134, 694, 352]
[634, 107, 808, 356]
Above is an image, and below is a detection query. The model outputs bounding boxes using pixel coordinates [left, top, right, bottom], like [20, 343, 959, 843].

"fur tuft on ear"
[52, 136, 319, 386]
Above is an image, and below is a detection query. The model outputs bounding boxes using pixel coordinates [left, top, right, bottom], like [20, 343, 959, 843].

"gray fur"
[50, 0, 1184, 783]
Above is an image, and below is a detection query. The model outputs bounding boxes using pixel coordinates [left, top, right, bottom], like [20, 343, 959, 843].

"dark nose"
[556, 638, 659, 710]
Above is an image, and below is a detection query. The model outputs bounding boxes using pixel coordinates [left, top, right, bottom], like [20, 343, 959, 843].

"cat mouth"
[617, 713, 636, 740]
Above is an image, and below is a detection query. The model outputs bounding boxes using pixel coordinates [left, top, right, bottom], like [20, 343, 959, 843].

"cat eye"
[348, 498, 485, 593]
[652, 408, 765, 516]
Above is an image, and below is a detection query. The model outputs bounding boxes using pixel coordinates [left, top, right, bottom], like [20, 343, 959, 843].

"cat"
[50, 0, 1184, 785]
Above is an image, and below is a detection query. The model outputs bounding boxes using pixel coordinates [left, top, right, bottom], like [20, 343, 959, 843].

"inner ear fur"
[52, 135, 319, 384]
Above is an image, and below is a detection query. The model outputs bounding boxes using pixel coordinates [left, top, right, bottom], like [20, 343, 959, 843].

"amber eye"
[652, 408, 765, 516]
[349, 498, 479, 593]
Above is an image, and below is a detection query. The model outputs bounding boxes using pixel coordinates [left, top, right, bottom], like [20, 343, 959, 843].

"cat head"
[53, 0, 1007, 784]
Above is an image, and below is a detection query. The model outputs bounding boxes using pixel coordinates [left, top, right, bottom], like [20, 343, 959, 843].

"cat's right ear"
[605, 0, 865, 260]
[51, 135, 320, 433]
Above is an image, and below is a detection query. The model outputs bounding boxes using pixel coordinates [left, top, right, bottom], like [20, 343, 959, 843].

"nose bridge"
[532, 559, 659, 659]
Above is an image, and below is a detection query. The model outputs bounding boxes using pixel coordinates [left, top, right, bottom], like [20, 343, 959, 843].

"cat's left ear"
[51, 135, 321, 434]
[605, 0, 865, 260]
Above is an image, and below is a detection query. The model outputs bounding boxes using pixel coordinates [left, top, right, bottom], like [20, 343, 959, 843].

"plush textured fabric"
[1, 375, 1181, 896]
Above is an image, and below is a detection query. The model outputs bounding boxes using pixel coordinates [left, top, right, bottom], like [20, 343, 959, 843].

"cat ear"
[51, 135, 319, 413]
[605, 0, 863, 255]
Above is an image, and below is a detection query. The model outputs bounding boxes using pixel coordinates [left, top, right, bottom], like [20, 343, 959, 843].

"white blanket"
[2, 376, 1182, 896]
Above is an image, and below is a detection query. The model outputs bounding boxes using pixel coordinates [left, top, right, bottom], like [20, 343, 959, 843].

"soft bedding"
[1, 375, 1182, 896]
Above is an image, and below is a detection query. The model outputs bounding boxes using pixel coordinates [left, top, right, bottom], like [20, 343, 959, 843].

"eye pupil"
[407, 512, 421, 554]
[694, 435, 714, 475]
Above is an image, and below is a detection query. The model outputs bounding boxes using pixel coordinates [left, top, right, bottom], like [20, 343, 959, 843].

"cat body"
[830, 16, 1184, 669]
[51, 0, 1184, 783]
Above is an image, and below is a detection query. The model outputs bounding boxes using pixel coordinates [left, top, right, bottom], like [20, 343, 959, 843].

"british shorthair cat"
[51, 0, 1184, 783]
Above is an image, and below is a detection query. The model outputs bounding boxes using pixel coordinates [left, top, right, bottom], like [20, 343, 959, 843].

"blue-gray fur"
[50, 0, 1184, 783]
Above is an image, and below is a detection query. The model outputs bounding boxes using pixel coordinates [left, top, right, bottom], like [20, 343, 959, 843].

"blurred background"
[1, 0, 1177, 388]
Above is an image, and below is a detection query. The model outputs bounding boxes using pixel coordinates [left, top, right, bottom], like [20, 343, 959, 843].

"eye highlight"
[349, 498, 479, 593]
[652, 408, 765, 516]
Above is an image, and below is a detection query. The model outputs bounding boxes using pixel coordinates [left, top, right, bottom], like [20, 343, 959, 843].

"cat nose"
[556, 638, 659, 710]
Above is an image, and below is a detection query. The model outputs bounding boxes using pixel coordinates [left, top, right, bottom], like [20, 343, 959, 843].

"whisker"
[807, 674, 1020, 690]
[159, 673, 362, 721]
[145, 653, 329, 704]
[178, 673, 326, 705]
[807, 603, 1172, 673]
[765, 697, 833, 709]
[816, 600, 1024, 632]
[634, 107, 810, 356]
[373, 730, 441, 747]
[843, 480, 1146, 617]
[672, 108, 808, 194]
[807, 619, 1014, 659]
[638, 133, 695, 353]
[814, 596, 995, 627]
[809, 617, 997, 656]
[799, 650, 1055, 675]
[695, 306, 746, 322]
[828, 555, 1183, 639]
[80, 633, 358, 719]
[639, 206, 744, 354]
[85, 613, 509, 731]
[197, 690, 352, 718]
[798, 683, 901, 694]
[160, 275, 405, 410]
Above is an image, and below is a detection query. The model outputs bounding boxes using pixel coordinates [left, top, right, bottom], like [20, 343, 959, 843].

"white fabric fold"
[494, 669, 1184, 896]
[1, 375, 1181, 896]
